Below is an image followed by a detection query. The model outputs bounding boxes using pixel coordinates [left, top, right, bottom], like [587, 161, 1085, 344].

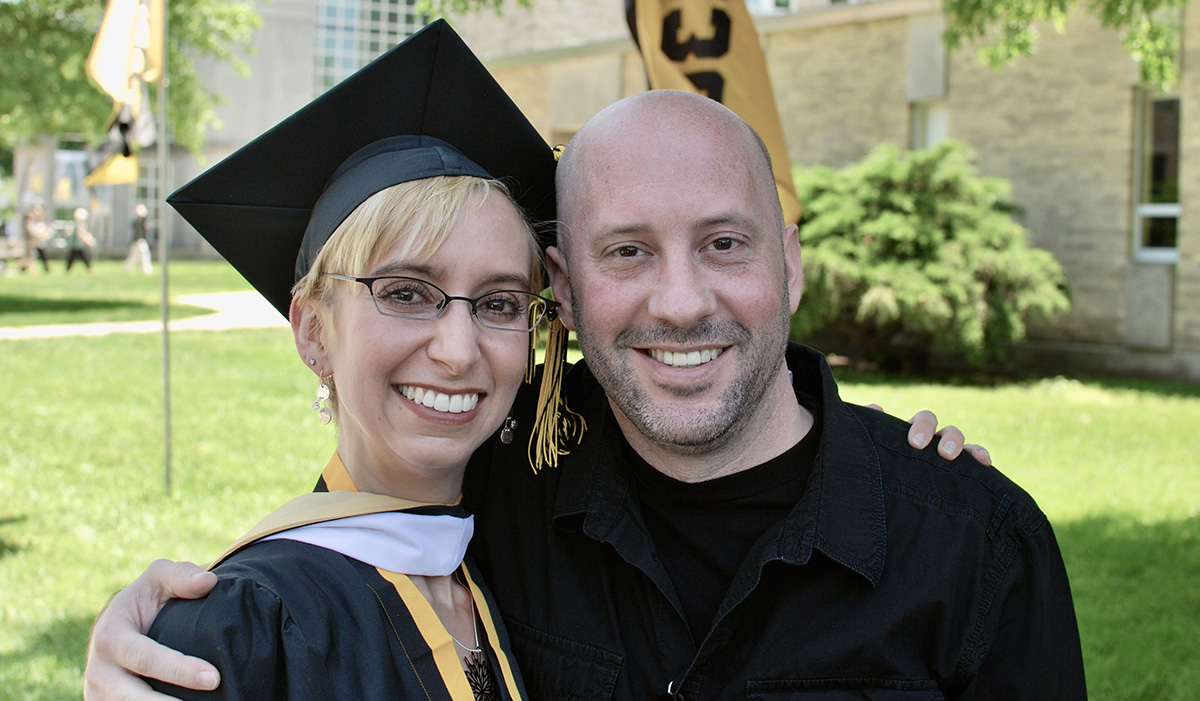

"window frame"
[1131, 89, 1181, 264]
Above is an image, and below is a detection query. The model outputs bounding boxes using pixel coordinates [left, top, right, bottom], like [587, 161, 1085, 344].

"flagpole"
[158, 0, 171, 496]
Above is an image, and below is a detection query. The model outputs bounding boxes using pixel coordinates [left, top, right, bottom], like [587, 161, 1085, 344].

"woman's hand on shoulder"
[869, 405, 992, 466]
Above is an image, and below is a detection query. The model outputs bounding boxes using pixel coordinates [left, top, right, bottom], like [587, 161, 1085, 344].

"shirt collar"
[790, 343, 887, 586]
[551, 343, 886, 586]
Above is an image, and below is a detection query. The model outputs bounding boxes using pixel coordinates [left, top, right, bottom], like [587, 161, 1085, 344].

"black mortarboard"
[167, 19, 557, 319]
[168, 19, 582, 472]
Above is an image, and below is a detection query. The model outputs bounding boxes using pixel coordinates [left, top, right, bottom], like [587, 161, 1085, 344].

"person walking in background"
[65, 208, 97, 273]
[123, 203, 153, 274]
[20, 204, 51, 273]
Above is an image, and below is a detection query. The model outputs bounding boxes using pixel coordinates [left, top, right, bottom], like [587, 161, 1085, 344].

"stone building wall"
[163, 0, 1196, 378]
[454, 0, 1199, 379]
[1175, 6, 1200, 358]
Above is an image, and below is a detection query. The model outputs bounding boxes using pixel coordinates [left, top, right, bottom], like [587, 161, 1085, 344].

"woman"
[133, 22, 569, 700]
[148, 174, 544, 700]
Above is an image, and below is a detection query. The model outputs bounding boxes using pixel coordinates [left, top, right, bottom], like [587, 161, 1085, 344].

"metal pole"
[157, 0, 171, 496]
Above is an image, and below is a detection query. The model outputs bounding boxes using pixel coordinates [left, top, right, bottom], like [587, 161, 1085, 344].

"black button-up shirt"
[466, 344, 1086, 699]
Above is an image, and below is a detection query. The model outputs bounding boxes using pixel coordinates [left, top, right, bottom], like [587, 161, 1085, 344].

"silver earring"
[500, 416, 516, 445]
[308, 358, 317, 366]
[313, 376, 333, 424]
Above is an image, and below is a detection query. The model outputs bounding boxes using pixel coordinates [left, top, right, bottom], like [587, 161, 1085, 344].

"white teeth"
[650, 348, 723, 367]
[400, 385, 479, 414]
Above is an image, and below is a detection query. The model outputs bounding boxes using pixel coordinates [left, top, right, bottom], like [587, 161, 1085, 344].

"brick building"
[100, 0, 1198, 380]
[451, 0, 1200, 381]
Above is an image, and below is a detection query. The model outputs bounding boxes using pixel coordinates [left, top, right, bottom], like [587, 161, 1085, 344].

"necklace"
[448, 586, 482, 654]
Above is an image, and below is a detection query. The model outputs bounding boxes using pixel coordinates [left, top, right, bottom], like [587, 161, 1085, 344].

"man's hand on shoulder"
[84, 559, 221, 700]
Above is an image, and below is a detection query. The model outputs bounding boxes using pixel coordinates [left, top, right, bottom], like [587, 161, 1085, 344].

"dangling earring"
[500, 416, 517, 445]
[313, 375, 333, 424]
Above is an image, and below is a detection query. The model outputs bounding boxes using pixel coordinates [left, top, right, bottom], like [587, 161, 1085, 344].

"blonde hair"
[292, 175, 543, 419]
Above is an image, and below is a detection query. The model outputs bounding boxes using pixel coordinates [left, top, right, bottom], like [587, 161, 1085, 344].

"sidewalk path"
[0, 291, 288, 340]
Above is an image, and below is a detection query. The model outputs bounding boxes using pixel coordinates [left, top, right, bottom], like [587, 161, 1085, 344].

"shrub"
[791, 140, 1071, 369]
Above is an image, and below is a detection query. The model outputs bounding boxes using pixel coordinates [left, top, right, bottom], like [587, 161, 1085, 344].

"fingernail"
[941, 441, 957, 455]
[198, 671, 218, 689]
[912, 432, 927, 448]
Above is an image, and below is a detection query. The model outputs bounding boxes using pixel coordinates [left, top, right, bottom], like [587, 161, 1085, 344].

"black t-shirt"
[628, 392, 821, 643]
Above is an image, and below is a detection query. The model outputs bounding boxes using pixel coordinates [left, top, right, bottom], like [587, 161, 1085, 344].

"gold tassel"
[527, 314, 586, 473]
[525, 142, 579, 472]
[525, 322, 538, 385]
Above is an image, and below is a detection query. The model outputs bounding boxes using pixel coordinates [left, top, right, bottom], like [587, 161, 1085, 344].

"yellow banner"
[631, 0, 801, 224]
[86, 0, 164, 109]
[84, 153, 140, 187]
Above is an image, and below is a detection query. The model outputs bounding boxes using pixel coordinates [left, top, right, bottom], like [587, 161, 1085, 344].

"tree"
[426, 0, 1185, 89]
[791, 141, 1072, 370]
[418, 0, 531, 15]
[925, 0, 1182, 89]
[0, 0, 261, 172]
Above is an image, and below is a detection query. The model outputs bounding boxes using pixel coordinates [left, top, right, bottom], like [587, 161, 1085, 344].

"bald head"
[555, 90, 783, 255]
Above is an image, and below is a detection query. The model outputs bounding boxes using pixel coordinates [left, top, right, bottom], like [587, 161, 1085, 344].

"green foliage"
[420, 0, 532, 15]
[418, 0, 531, 15]
[792, 140, 1071, 369]
[0, 0, 260, 155]
[3, 313, 1200, 697]
[943, 0, 1186, 89]
[0, 265, 1196, 698]
[0, 259, 252, 326]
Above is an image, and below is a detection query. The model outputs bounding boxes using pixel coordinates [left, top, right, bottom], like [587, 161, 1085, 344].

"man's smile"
[647, 347, 725, 368]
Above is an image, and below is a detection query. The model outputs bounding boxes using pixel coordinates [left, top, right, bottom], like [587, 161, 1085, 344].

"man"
[87, 92, 1077, 699]
[464, 90, 1085, 698]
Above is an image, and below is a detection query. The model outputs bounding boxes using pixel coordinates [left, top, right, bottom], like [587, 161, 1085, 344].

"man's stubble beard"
[569, 281, 792, 456]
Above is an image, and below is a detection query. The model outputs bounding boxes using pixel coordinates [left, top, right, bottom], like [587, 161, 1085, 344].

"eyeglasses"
[323, 274, 557, 333]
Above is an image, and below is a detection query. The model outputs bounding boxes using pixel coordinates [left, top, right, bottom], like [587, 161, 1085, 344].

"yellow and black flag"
[86, 0, 164, 105]
[626, 0, 801, 225]
[84, 0, 164, 185]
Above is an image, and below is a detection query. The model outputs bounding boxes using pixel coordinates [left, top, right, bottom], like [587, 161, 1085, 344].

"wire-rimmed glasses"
[323, 274, 557, 333]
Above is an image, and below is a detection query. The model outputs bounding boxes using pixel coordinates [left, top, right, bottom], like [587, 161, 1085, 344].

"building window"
[1133, 91, 1180, 262]
[314, 0, 424, 94]
[136, 158, 164, 243]
[746, 0, 799, 13]
[911, 99, 948, 150]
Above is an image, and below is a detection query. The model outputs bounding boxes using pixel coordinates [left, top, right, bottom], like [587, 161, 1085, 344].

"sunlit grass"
[0, 259, 252, 326]
[2, 327, 331, 699]
[0, 263, 1197, 699]
[837, 372, 1200, 699]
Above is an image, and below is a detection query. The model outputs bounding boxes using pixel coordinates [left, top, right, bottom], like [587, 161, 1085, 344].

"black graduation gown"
[146, 456, 526, 700]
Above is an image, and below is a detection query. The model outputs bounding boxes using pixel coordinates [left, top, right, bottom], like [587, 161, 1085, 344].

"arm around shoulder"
[146, 574, 336, 700]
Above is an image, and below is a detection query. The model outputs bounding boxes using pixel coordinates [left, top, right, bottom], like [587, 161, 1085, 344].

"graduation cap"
[168, 19, 579, 472]
[167, 18, 557, 319]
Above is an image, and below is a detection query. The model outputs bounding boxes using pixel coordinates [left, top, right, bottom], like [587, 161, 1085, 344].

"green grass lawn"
[1, 263, 1197, 699]
[0, 259, 253, 326]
